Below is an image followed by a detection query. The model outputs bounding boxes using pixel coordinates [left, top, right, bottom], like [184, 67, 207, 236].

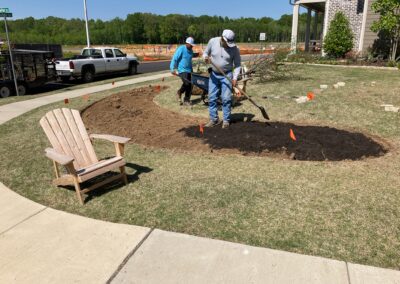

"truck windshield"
[82, 49, 103, 58]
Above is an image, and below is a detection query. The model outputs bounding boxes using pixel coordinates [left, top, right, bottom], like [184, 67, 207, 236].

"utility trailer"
[0, 49, 57, 98]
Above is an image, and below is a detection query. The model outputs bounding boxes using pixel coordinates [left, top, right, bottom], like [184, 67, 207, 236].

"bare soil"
[81, 86, 387, 161]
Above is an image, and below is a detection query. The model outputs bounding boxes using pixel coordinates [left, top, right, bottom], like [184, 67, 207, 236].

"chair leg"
[120, 166, 128, 185]
[73, 179, 84, 205]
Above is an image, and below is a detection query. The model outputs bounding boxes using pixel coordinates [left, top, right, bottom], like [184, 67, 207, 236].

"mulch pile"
[81, 86, 387, 161]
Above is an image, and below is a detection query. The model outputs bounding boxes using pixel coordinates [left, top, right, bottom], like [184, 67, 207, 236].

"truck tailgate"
[55, 60, 71, 71]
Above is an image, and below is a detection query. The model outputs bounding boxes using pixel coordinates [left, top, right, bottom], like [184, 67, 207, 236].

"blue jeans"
[208, 71, 232, 122]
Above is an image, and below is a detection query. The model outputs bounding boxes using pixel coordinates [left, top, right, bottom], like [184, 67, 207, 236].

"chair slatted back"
[40, 108, 98, 169]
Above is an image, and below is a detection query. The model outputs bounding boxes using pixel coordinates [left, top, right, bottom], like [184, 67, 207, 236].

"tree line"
[0, 13, 316, 45]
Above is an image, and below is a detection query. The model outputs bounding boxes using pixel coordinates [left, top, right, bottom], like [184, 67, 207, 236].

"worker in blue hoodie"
[170, 37, 196, 106]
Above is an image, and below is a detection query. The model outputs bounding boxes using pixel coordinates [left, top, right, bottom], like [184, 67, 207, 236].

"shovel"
[210, 61, 270, 121]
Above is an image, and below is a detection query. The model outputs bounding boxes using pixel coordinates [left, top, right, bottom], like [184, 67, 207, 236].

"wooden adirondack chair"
[40, 108, 131, 205]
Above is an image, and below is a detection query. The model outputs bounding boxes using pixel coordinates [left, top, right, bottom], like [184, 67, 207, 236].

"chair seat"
[77, 156, 126, 182]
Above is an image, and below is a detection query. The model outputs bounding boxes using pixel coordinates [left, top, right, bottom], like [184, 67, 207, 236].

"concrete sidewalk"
[0, 73, 399, 283]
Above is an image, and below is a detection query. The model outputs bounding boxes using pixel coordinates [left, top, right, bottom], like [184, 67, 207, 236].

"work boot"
[176, 91, 183, 105]
[204, 120, 219, 128]
[222, 121, 230, 129]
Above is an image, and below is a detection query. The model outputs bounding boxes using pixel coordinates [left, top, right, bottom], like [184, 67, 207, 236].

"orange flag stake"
[162, 77, 165, 82]
[307, 92, 315, 101]
[112, 81, 115, 86]
[199, 124, 204, 135]
[290, 128, 297, 141]
[64, 98, 69, 104]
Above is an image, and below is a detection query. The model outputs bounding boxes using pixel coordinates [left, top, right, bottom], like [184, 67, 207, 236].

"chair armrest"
[90, 134, 131, 144]
[45, 148, 74, 166]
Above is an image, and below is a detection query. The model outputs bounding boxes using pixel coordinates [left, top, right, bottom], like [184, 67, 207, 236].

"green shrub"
[323, 12, 354, 58]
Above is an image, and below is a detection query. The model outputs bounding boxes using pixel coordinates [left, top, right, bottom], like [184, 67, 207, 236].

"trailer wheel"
[17, 84, 27, 96]
[82, 68, 94, 83]
[201, 92, 209, 105]
[0, 85, 12, 98]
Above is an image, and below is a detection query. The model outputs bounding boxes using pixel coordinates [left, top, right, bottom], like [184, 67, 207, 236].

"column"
[313, 12, 319, 41]
[305, 8, 312, 52]
[290, 3, 300, 53]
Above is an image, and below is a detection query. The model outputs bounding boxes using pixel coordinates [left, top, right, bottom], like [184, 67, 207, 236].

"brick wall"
[327, 0, 365, 51]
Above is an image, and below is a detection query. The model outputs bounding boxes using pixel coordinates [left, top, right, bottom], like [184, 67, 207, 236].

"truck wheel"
[128, 63, 137, 75]
[82, 69, 94, 83]
[0, 85, 12, 98]
[17, 84, 27, 96]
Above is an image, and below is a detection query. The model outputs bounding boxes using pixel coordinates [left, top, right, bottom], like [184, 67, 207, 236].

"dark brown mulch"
[81, 86, 387, 161]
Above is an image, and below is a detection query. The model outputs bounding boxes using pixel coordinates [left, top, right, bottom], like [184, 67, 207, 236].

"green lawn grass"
[0, 70, 169, 107]
[0, 65, 399, 269]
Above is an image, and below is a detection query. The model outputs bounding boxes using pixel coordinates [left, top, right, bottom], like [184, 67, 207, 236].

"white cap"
[185, 37, 196, 46]
[222, 29, 236, 47]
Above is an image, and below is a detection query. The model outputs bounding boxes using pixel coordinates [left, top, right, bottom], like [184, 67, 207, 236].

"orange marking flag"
[307, 92, 315, 101]
[290, 128, 297, 141]
[64, 98, 69, 104]
[199, 124, 204, 135]
[112, 81, 115, 86]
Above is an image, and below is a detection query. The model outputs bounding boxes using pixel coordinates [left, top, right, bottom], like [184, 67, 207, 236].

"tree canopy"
[371, 0, 400, 61]
[0, 13, 314, 45]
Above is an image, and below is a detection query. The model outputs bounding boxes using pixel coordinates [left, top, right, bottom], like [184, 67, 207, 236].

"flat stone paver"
[0, 72, 171, 124]
[348, 263, 400, 284]
[0, 206, 150, 283]
[0, 182, 45, 234]
[112, 229, 349, 284]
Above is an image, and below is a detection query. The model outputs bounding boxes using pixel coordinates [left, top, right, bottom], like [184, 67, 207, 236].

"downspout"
[358, 0, 370, 54]
[289, 0, 299, 53]
[322, 0, 330, 56]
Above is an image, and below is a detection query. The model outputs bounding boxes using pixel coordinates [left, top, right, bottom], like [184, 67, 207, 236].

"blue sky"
[2, 0, 295, 20]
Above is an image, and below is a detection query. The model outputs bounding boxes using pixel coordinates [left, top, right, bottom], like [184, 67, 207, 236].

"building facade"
[290, 0, 379, 54]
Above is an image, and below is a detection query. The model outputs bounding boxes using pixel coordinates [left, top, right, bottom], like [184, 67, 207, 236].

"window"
[82, 49, 103, 58]
[105, 49, 114, 58]
[114, 49, 125, 57]
[357, 0, 365, 14]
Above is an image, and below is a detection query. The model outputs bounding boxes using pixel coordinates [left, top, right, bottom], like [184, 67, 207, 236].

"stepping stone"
[384, 106, 399, 112]
[295, 96, 308, 103]
[337, 82, 346, 87]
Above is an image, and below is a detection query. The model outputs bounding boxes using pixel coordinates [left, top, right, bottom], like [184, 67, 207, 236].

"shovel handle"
[210, 61, 270, 121]
[210, 62, 257, 106]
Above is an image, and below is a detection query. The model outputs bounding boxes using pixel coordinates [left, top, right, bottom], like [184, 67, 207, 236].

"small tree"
[371, 0, 400, 62]
[323, 12, 354, 58]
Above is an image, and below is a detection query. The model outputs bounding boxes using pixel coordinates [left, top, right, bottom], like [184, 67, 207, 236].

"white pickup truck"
[55, 47, 140, 83]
